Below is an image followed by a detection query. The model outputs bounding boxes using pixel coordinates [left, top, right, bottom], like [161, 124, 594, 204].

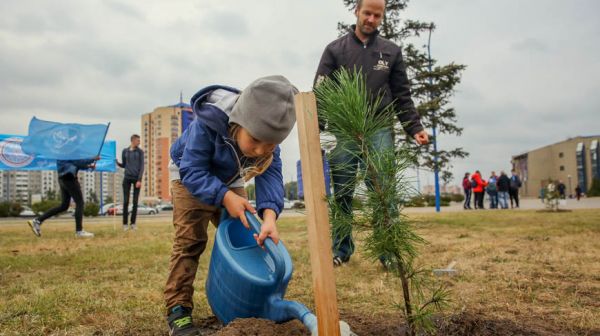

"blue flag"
[0, 134, 116, 172]
[21, 117, 110, 160]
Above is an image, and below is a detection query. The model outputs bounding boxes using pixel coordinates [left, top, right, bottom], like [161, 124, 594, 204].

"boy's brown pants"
[164, 180, 246, 311]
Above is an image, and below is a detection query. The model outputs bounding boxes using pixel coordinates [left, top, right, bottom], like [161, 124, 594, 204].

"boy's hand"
[254, 209, 279, 248]
[222, 190, 256, 229]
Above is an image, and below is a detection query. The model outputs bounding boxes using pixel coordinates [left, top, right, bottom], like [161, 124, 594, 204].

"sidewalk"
[403, 196, 600, 213]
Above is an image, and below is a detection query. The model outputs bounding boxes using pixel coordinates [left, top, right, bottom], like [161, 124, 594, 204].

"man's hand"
[254, 209, 279, 248]
[222, 190, 256, 229]
[135, 181, 141, 188]
[414, 130, 429, 145]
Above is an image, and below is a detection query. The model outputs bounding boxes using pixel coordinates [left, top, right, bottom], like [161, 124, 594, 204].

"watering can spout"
[270, 299, 356, 336]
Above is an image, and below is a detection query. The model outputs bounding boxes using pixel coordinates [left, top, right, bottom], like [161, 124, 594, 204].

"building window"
[560, 166, 564, 171]
[559, 152, 564, 158]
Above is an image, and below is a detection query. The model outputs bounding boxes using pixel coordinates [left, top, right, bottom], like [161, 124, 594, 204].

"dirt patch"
[194, 311, 600, 336]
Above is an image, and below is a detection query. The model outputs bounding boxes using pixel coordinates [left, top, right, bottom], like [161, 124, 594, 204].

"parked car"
[157, 203, 173, 211]
[19, 206, 36, 217]
[107, 204, 158, 216]
[283, 198, 294, 210]
[99, 203, 115, 216]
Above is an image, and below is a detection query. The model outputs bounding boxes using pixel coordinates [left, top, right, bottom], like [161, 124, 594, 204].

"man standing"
[497, 171, 510, 209]
[314, 0, 428, 267]
[509, 169, 522, 208]
[117, 134, 144, 231]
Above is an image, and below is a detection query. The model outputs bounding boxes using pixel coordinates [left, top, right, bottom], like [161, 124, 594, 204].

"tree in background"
[87, 190, 98, 204]
[339, 0, 467, 183]
[104, 196, 114, 204]
[245, 184, 256, 201]
[284, 181, 298, 200]
[44, 189, 58, 201]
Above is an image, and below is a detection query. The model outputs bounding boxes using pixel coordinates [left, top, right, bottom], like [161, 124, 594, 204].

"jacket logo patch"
[373, 59, 389, 71]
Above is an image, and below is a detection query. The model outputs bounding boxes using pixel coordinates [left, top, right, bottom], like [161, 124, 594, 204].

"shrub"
[84, 203, 100, 217]
[0, 202, 23, 217]
[32, 200, 61, 215]
[587, 178, 600, 197]
[450, 193, 465, 202]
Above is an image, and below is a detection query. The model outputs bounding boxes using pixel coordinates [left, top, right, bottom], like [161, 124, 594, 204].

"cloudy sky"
[1, 0, 598, 188]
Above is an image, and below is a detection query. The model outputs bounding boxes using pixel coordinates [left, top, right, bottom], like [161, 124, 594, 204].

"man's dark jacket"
[118, 147, 144, 181]
[314, 25, 424, 136]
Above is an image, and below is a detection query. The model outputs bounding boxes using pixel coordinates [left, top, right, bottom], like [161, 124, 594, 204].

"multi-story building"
[1, 168, 125, 206]
[141, 98, 192, 202]
[512, 135, 600, 197]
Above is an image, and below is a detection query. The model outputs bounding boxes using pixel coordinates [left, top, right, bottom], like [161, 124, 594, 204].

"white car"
[283, 198, 294, 210]
[109, 204, 158, 215]
[19, 206, 36, 217]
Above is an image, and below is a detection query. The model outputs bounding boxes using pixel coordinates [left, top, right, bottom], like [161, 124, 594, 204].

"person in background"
[575, 185, 583, 201]
[462, 172, 472, 210]
[557, 180, 566, 199]
[471, 170, 487, 209]
[497, 171, 510, 209]
[509, 169, 522, 208]
[117, 134, 144, 231]
[28, 157, 100, 238]
[487, 171, 498, 209]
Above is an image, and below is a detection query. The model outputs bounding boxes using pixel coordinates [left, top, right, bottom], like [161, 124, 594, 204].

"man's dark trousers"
[38, 174, 84, 232]
[122, 177, 141, 225]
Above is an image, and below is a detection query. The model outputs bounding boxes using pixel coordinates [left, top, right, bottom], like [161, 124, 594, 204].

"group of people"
[462, 170, 522, 210]
[27, 135, 145, 238]
[26, 0, 430, 335]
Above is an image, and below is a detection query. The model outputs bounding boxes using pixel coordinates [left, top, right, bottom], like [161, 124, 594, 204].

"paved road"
[403, 196, 600, 213]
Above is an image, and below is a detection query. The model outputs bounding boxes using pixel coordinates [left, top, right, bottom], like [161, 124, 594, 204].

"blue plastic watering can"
[206, 210, 318, 332]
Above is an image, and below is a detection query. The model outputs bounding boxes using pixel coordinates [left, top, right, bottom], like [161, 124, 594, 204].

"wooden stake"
[294, 92, 341, 336]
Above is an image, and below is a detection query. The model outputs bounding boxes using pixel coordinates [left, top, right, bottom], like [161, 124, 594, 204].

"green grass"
[1, 209, 599, 335]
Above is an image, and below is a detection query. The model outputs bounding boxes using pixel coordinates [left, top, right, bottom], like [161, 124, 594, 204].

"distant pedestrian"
[497, 171, 510, 209]
[462, 172, 472, 210]
[487, 171, 498, 209]
[509, 169, 522, 208]
[557, 181, 566, 199]
[116, 134, 144, 231]
[28, 157, 100, 238]
[471, 170, 487, 209]
[575, 185, 582, 201]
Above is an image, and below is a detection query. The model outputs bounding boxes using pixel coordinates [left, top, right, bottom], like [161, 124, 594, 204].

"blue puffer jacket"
[170, 85, 284, 218]
[57, 159, 95, 178]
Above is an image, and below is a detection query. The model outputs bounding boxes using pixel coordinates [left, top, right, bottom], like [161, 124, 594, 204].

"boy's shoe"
[130, 224, 137, 231]
[123, 225, 129, 231]
[167, 305, 200, 336]
[28, 218, 42, 237]
[333, 256, 347, 268]
[75, 230, 95, 238]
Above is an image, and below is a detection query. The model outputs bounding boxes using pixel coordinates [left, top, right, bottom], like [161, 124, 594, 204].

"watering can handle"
[243, 210, 286, 284]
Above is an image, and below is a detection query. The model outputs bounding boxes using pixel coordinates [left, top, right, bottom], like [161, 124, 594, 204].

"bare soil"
[194, 311, 600, 336]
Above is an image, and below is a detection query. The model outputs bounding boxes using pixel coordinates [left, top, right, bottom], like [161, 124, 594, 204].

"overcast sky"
[1, 0, 598, 188]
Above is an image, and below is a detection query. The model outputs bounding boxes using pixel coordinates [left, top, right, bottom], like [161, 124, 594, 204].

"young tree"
[339, 0, 467, 182]
[315, 69, 449, 336]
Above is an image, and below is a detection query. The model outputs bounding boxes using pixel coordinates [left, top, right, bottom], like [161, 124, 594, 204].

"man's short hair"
[131, 134, 140, 141]
[356, 0, 386, 10]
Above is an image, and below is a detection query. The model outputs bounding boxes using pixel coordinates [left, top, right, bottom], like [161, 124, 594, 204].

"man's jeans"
[498, 191, 509, 209]
[463, 189, 472, 209]
[329, 128, 394, 262]
[488, 191, 498, 209]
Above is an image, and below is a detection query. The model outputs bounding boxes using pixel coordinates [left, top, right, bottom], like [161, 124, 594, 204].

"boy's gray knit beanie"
[229, 75, 298, 144]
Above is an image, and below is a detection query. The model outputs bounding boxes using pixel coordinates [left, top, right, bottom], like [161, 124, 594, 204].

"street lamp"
[427, 25, 441, 213]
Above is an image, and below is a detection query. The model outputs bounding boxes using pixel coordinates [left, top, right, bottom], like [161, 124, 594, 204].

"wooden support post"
[294, 92, 341, 336]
